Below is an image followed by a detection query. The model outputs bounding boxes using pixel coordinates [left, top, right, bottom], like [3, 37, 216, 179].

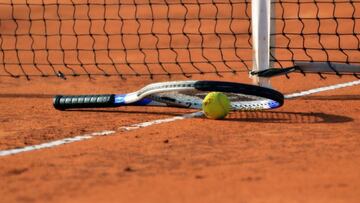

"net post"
[251, 0, 272, 88]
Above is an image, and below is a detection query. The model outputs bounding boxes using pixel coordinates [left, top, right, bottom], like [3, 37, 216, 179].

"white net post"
[251, 0, 272, 88]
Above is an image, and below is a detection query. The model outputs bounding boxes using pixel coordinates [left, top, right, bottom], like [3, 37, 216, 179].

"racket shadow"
[226, 111, 353, 124]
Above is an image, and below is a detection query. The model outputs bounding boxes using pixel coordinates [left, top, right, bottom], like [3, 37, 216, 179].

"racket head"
[137, 80, 284, 111]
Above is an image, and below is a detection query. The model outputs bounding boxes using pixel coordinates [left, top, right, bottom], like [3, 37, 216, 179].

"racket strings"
[149, 90, 277, 111]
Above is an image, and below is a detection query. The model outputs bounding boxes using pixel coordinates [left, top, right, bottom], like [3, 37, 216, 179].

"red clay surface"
[0, 75, 359, 203]
[1, 1, 360, 203]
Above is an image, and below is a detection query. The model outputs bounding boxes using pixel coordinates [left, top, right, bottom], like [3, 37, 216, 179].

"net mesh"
[0, 0, 252, 79]
[0, 0, 359, 79]
[272, 0, 360, 70]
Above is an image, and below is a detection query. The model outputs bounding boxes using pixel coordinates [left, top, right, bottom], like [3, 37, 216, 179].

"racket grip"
[53, 94, 117, 110]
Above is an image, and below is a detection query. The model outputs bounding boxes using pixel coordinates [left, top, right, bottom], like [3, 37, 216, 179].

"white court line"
[0, 131, 115, 157]
[285, 79, 360, 99]
[1, 79, 359, 157]
[0, 111, 204, 157]
[119, 111, 204, 131]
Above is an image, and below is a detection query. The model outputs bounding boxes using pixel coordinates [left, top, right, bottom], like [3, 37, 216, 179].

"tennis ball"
[202, 92, 231, 120]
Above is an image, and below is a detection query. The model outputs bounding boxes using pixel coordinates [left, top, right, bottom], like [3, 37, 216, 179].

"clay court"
[0, 1, 360, 202]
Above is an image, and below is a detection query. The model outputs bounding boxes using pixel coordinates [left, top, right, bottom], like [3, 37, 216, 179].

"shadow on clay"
[226, 111, 353, 124]
[72, 109, 353, 124]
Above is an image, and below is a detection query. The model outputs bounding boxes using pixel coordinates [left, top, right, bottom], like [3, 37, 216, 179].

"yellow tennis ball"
[202, 92, 231, 120]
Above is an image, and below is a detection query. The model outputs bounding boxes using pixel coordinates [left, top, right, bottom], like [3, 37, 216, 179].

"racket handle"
[53, 94, 117, 110]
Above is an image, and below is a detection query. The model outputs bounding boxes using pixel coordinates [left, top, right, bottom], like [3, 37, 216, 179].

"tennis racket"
[53, 80, 284, 111]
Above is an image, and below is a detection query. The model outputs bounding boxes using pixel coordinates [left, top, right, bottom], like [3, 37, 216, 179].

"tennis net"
[0, 0, 359, 79]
